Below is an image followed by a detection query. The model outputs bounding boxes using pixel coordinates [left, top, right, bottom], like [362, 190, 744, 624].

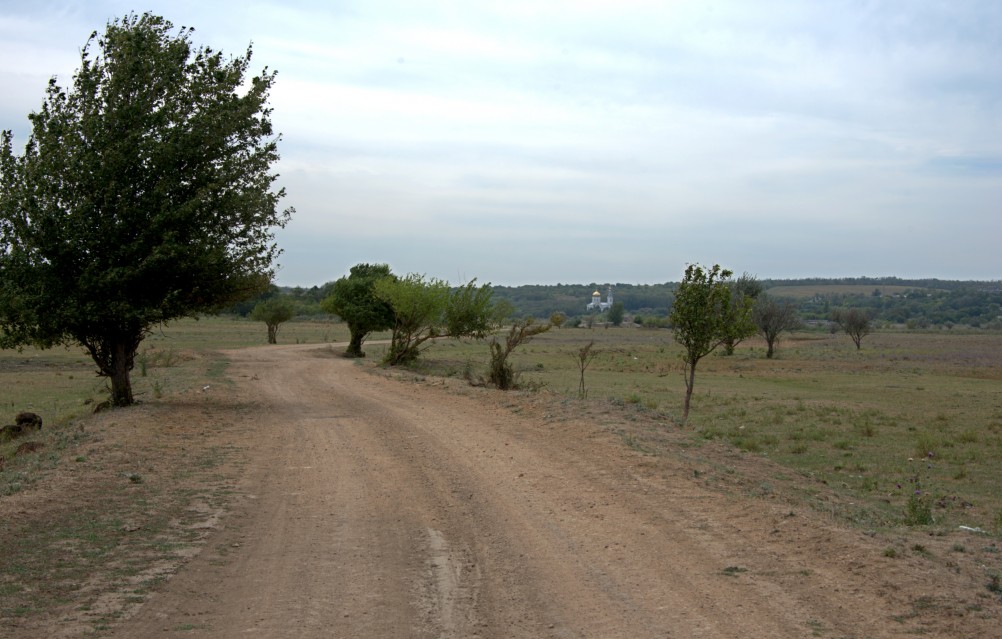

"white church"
[586, 286, 614, 312]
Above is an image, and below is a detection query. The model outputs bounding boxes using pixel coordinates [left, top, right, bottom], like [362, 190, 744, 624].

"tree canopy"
[250, 297, 295, 344]
[721, 273, 762, 355]
[608, 301, 625, 326]
[374, 275, 503, 365]
[0, 13, 291, 406]
[669, 264, 744, 421]
[831, 308, 872, 350]
[321, 263, 396, 357]
[754, 296, 800, 358]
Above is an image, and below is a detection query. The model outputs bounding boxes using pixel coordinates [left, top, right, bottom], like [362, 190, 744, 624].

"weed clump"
[904, 491, 934, 526]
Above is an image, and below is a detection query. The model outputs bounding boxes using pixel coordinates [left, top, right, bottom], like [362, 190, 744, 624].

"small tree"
[374, 275, 500, 365]
[608, 301, 625, 327]
[575, 340, 599, 398]
[721, 273, 762, 355]
[754, 296, 800, 358]
[549, 311, 567, 329]
[250, 297, 295, 344]
[488, 317, 551, 390]
[669, 263, 744, 421]
[0, 13, 290, 406]
[831, 308, 872, 350]
[321, 263, 395, 357]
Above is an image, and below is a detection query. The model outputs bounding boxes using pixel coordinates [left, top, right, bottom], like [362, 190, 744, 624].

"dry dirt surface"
[4, 343, 1001, 638]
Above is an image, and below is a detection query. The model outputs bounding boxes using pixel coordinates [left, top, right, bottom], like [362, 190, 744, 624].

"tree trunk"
[82, 334, 140, 407]
[766, 339, 775, 358]
[108, 339, 136, 406]
[682, 363, 696, 421]
[267, 324, 277, 344]
[346, 329, 365, 357]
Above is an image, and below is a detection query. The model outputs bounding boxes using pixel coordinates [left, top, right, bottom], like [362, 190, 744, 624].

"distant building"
[587, 286, 613, 311]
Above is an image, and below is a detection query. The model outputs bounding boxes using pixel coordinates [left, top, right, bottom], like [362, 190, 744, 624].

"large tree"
[321, 263, 396, 357]
[0, 13, 291, 406]
[669, 263, 745, 421]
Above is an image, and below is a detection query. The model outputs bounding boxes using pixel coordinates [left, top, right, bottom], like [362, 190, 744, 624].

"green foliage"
[249, 297, 295, 344]
[669, 263, 744, 421]
[721, 273, 762, 355]
[241, 282, 335, 318]
[608, 301, 625, 326]
[374, 274, 448, 365]
[904, 491, 934, 526]
[374, 275, 501, 365]
[267, 276, 1001, 331]
[488, 317, 551, 390]
[445, 279, 507, 341]
[484, 277, 1001, 330]
[0, 13, 290, 406]
[321, 264, 395, 357]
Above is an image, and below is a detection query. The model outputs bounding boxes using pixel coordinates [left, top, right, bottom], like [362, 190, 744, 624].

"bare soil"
[2, 343, 1000, 638]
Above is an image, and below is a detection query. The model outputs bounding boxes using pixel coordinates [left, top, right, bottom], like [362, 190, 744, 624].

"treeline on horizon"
[233, 276, 1002, 330]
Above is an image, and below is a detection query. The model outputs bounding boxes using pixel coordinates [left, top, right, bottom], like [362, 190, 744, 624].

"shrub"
[904, 492, 934, 526]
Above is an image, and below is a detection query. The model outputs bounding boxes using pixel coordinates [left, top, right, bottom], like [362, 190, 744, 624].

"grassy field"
[3, 317, 1001, 535]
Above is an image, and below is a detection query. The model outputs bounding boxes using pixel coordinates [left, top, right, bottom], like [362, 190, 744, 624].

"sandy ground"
[4, 343, 1000, 638]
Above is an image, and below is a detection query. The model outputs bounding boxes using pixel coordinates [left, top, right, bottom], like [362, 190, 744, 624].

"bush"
[488, 318, 551, 390]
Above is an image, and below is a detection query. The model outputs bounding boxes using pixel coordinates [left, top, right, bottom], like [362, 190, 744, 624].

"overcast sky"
[2, 1, 999, 286]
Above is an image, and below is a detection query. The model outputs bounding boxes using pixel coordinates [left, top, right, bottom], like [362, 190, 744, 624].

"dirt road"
[91, 344, 996, 638]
